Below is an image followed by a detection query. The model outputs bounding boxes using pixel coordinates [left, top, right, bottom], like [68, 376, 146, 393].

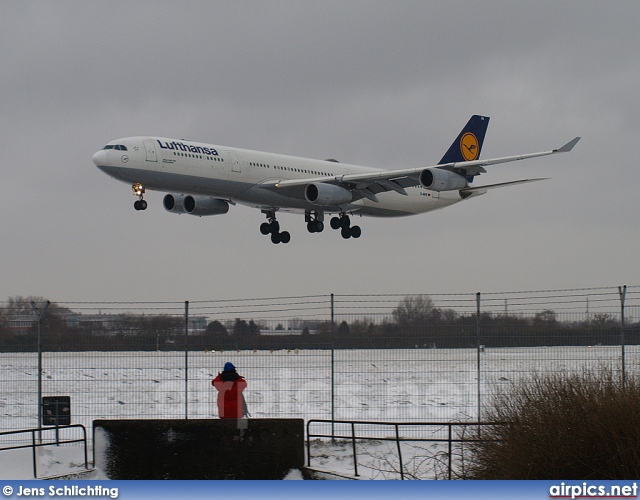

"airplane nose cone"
[92, 150, 108, 167]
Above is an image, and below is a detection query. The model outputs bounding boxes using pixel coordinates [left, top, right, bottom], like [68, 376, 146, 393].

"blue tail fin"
[438, 115, 490, 164]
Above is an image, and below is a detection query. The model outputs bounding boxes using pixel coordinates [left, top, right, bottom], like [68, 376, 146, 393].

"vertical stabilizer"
[438, 115, 490, 164]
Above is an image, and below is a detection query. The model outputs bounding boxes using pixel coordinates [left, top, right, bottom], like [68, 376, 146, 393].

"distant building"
[7, 315, 36, 334]
[259, 328, 315, 336]
[188, 316, 208, 333]
[61, 313, 208, 335]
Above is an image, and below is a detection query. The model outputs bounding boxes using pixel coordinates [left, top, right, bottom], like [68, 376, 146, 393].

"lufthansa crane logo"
[460, 132, 479, 161]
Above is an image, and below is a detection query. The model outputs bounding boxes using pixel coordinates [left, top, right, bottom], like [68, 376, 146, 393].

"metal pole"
[331, 293, 335, 336]
[619, 286, 627, 386]
[30, 301, 50, 440]
[476, 292, 481, 423]
[395, 424, 404, 480]
[331, 294, 335, 440]
[350, 422, 359, 477]
[448, 424, 453, 480]
[185, 301, 189, 420]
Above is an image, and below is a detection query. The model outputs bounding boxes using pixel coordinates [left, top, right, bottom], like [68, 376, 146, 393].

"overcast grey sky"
[1, 1, 638, 303]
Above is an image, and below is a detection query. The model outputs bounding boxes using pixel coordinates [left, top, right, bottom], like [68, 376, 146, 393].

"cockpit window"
[103, 145, 115, 150]
[103, 144, 128, 151]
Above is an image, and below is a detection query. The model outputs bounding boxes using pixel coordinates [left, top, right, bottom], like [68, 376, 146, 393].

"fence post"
[619, 286, 627, 386]
[476, 292, 481, 423]
[331, 293, 335, 440]
[31, 300, 50, 441]
[185, 300, 189, 420]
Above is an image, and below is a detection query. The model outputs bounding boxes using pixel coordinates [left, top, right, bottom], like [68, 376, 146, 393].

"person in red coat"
[212, 362, 248, 419]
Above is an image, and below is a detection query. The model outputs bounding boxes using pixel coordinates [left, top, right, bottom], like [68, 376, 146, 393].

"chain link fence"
[1, 287, 639, 433]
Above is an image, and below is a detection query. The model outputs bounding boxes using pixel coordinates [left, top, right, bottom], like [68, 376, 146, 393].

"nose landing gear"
[132, 183, 147, 211]
[260, 210, 290, 244]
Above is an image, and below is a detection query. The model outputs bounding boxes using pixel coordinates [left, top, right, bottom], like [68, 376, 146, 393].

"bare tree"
[392, 295, 434, 326]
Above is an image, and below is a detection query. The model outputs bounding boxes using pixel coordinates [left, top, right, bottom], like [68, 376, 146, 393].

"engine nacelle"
[163, 194, 229, 216]
[184, 195, 229, 216]
[305, 183, 352, 206]
[163, 193, 186, 213]
[419, 168, 468, 192]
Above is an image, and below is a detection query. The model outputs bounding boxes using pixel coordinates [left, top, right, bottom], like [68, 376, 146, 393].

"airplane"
[92, 115, 580, 244]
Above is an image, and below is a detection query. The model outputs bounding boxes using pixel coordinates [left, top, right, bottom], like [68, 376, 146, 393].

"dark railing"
[306, 419, 503, 480]
[0, 425, 90, 479]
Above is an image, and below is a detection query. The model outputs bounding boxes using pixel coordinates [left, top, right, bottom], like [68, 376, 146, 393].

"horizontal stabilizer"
[461, 178, 548, 193]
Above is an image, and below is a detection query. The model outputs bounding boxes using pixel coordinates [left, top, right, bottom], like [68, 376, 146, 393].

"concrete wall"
[94, 418, 304, 479]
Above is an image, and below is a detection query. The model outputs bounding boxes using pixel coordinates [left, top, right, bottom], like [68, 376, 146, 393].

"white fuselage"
[93, 137, 463, 217]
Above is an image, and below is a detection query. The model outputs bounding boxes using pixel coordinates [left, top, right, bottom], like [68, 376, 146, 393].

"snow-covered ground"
[1, 346, 636, 479]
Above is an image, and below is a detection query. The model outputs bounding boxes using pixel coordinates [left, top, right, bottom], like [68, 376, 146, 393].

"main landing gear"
[260, 210, 290, 244]
[258, 210, 361, 244]
[330, 214, 361, 239]
[132, 183, 147, 211]
[306, 211, 324, 233]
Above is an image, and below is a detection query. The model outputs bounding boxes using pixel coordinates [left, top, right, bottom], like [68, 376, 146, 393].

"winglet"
[555, 137, 581, 153]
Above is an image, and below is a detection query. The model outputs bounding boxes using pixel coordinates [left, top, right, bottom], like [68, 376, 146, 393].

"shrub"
[465, 371, 640, 479]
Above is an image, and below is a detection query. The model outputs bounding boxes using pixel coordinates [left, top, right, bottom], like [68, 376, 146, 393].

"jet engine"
[163, 194, 229, 216]
[305, 183, 352, 206]
[419, 168, 468, 192]
[163, 193, 186, 213]
[183, 195, 229, 216]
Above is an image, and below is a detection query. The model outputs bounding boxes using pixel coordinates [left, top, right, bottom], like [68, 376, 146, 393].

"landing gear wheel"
[307, 220, 325, 233]
[261, 209, 290, 243]
[270, 231, 290, 244]
[134, 200, 147, 211]
[334, 213, 361, 239]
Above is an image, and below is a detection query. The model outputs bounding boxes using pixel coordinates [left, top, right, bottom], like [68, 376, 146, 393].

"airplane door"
[143, 140, 157, 162]
[228, 151, 241, 172]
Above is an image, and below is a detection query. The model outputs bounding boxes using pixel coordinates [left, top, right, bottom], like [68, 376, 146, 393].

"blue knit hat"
[223, 362, 235, 372]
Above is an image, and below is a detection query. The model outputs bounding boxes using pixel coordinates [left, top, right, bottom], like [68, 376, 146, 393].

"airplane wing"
[267, 137, 580, 202]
